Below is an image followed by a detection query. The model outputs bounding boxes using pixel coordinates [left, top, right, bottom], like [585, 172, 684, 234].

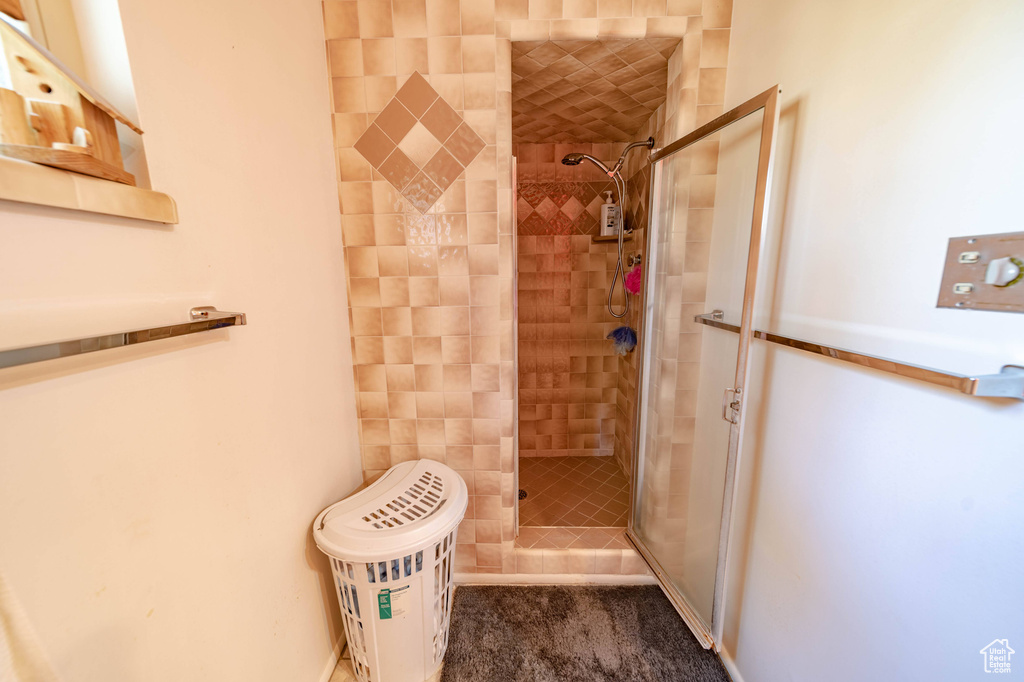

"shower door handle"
[721, 388, 741, 424]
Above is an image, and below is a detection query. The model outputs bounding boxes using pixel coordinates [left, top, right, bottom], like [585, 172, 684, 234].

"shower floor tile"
[518, 456, 630, 527]
[515, 526, 633, 550]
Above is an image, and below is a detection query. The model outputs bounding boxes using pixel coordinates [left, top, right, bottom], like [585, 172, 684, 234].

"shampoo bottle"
[600, 191, 620, 236]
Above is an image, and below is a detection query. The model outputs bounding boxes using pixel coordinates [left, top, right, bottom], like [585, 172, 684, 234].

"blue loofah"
[607, 326, 637, 355]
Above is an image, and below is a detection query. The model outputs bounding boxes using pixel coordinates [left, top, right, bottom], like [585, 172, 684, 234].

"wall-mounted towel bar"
[0, 306, 247, 370]
[695, 312, 1024, 400]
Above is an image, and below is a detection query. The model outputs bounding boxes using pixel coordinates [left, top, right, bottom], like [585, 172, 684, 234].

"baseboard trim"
[318, 636, 345, 682]
[454, 572, 658, 585]
[719, 647, 745, 682]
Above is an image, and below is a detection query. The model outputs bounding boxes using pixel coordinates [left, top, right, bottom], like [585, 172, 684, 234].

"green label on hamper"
[377, 589, 391, 619]
[377, 584, 410, 620]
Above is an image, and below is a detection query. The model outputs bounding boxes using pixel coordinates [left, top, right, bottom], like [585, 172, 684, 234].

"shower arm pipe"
[609, 137, 657, 177]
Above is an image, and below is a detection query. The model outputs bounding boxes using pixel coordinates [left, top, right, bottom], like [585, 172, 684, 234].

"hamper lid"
[313, 460, 468, 561]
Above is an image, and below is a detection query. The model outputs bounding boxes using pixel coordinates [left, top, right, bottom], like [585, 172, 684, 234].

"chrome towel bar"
[695, 312, 1024, 400]
[0, 306, 247, 370]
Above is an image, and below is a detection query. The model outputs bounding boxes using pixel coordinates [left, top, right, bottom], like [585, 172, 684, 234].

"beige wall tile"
[496, 0, 529, 20]
[426, 0, 462, 36]
[548, 18, 599, 39]
[597, 17, 646, 37]
[697, 67, 726, 104]
[667, 0, 701, 14]
[462, 0, 497, 34]
[700, 28, 729, 67]
[509, 19, 550, 41]
[364, 76, 398, 112]
[562, 0, 596, 18]
[396, 38, 430, 73]
[429, 74, 466, 110]
[529, 0, 563, 19]
[332, 77, 368, 113]
[341, 181, 375, 214]
[329, 39, 365, 77]
[337, 148, 373, 181]
[357, 0, 394, 37]
[634, 0, 667, 16]
[464, 73, 498, 108]
[324, 1, 360, 39]
[334, 113, 370, 147]
[462, 35, 498, 72]
[701, 0, 731, 28]
[393, 0, 429, 36]
[596, 0, 629, 17]
[362, 38, 397, 75]
[428, 36, 463, 73]
[646, 16, 688, 36]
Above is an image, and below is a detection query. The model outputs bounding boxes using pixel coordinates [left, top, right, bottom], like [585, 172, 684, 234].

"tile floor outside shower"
[518, 456, 630, 527]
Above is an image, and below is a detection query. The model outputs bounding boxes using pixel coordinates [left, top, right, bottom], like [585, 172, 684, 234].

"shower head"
[561, 153, 613, 174]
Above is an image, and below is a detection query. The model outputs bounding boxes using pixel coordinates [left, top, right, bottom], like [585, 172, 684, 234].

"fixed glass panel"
[630, 88, 778, 647]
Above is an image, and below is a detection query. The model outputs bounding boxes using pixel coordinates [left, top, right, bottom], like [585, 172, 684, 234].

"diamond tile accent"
[516, 181, 614, 235]
[512, 39, 681, 143]
[355, 72, 486, 214]
[398, 121, 442, 167]
[518, 456, 630, 528]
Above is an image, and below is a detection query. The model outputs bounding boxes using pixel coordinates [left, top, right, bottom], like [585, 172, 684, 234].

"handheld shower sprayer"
[559, 137, 655, 318]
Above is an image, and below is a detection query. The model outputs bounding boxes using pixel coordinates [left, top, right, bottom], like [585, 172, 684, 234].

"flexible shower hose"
[607, 171, 629, 319]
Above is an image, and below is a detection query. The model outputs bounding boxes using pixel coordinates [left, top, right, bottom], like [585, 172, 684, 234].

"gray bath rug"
[440, 585, 731, 682]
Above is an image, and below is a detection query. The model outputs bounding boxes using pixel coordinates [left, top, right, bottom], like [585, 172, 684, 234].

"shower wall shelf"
[695, 312, 1024, 400]
[592, 234, 633, 244]
[0, 306, 247, 370]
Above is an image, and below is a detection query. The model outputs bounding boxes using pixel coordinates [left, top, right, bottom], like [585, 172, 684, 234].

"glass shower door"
[628, 87, 780, 650]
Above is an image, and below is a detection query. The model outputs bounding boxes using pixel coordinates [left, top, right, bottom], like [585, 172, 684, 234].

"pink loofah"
[624, 264, 642, 294]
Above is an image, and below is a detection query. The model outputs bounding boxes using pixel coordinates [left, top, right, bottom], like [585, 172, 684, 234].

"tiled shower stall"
[325, 0, 730, 574]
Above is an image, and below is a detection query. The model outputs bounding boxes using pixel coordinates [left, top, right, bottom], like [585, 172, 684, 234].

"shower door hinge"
[721, 388, 742, 424]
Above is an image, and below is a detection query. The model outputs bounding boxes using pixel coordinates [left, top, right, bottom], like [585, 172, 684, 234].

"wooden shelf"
[591, 233, 633, 243]
[0, 155, 177, 223]
[0, 143, 136, 186]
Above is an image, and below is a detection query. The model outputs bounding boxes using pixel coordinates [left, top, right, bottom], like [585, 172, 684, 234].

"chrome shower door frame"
[626, 85, 781, 650]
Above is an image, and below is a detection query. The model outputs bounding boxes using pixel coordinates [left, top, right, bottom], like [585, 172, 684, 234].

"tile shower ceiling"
[512, 39, 680, 143]
[354, 72, 486, 213]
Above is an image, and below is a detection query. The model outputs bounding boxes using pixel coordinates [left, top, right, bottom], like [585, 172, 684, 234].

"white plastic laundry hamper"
[314, 460, 468, 682]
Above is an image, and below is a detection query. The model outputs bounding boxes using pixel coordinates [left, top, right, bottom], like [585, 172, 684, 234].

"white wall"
[0, 0, 362, 680]
[720, 1, 1024, 680]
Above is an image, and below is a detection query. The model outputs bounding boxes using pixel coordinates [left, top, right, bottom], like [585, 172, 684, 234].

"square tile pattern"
[354, 72, 486, 213]
[517, 235, 624, 458]
[512, 39, 682, 143]
[518, 456, 630, 527]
